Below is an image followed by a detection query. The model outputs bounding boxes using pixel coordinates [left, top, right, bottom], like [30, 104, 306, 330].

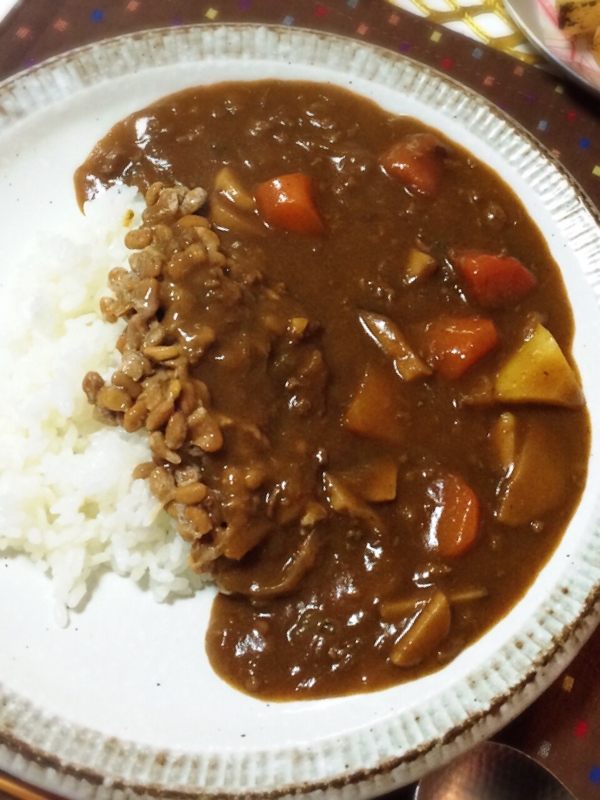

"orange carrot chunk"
[423, 316, 499, 379]
[454, 252, 537, 307]
[426, 474, 480, 557]
[380, 133, 447, 197]
[254, 173, 324, 235]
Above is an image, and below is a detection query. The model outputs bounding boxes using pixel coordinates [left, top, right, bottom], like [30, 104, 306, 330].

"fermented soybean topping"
[78, 80, 590, 701]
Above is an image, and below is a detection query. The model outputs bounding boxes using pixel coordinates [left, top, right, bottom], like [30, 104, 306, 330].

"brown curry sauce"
[76, 81, 590, 700]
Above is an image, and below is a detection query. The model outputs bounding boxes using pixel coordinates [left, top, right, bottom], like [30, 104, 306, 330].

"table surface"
[0, 1, 599, 798]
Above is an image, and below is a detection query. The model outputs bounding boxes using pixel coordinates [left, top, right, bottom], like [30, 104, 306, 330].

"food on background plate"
[557, 0, 600, 62]
[0, 80, 588, 700]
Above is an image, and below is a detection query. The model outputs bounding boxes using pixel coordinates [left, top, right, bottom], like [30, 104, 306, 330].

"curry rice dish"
[23, 80, 595, 700]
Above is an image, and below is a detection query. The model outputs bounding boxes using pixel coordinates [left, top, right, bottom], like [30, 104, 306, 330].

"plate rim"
[1, 21, 600, 800]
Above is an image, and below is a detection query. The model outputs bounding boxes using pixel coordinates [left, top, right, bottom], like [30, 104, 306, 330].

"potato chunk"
[214, 166, 256, 210]
[210, 167, 262, 235]
[340, 457, 398, 503]
[390, 590, 451, 667]
[344, 365, 406, 443]
[494, 323, 584, 408]
[405, 248, 437, 284]
[490, 411, 517, 473]
[323, 473, 382, 533]
[497, 420, 566, 526]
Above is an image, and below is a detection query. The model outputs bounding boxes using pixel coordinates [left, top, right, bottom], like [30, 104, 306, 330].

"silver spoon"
[414, 741, 576, 800]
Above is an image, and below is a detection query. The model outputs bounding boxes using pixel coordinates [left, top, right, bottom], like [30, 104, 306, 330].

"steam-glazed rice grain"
[0, 186, 203, 624]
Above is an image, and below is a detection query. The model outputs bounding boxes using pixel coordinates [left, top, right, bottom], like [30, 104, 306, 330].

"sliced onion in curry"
[214, 531, 319, 598]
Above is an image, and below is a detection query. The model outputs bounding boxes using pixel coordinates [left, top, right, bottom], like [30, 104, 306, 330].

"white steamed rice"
[0, 185, 204, 624]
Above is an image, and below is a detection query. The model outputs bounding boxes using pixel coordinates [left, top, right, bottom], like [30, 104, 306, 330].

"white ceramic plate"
[1, 23, 600, 800]
[504, 0, 600, 94]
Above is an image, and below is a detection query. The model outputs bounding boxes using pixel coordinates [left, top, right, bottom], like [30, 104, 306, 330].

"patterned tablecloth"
[0, 1, 599, 798]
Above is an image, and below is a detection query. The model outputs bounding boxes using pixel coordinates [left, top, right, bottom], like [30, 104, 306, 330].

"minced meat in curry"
[78, 80, 589, 700]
